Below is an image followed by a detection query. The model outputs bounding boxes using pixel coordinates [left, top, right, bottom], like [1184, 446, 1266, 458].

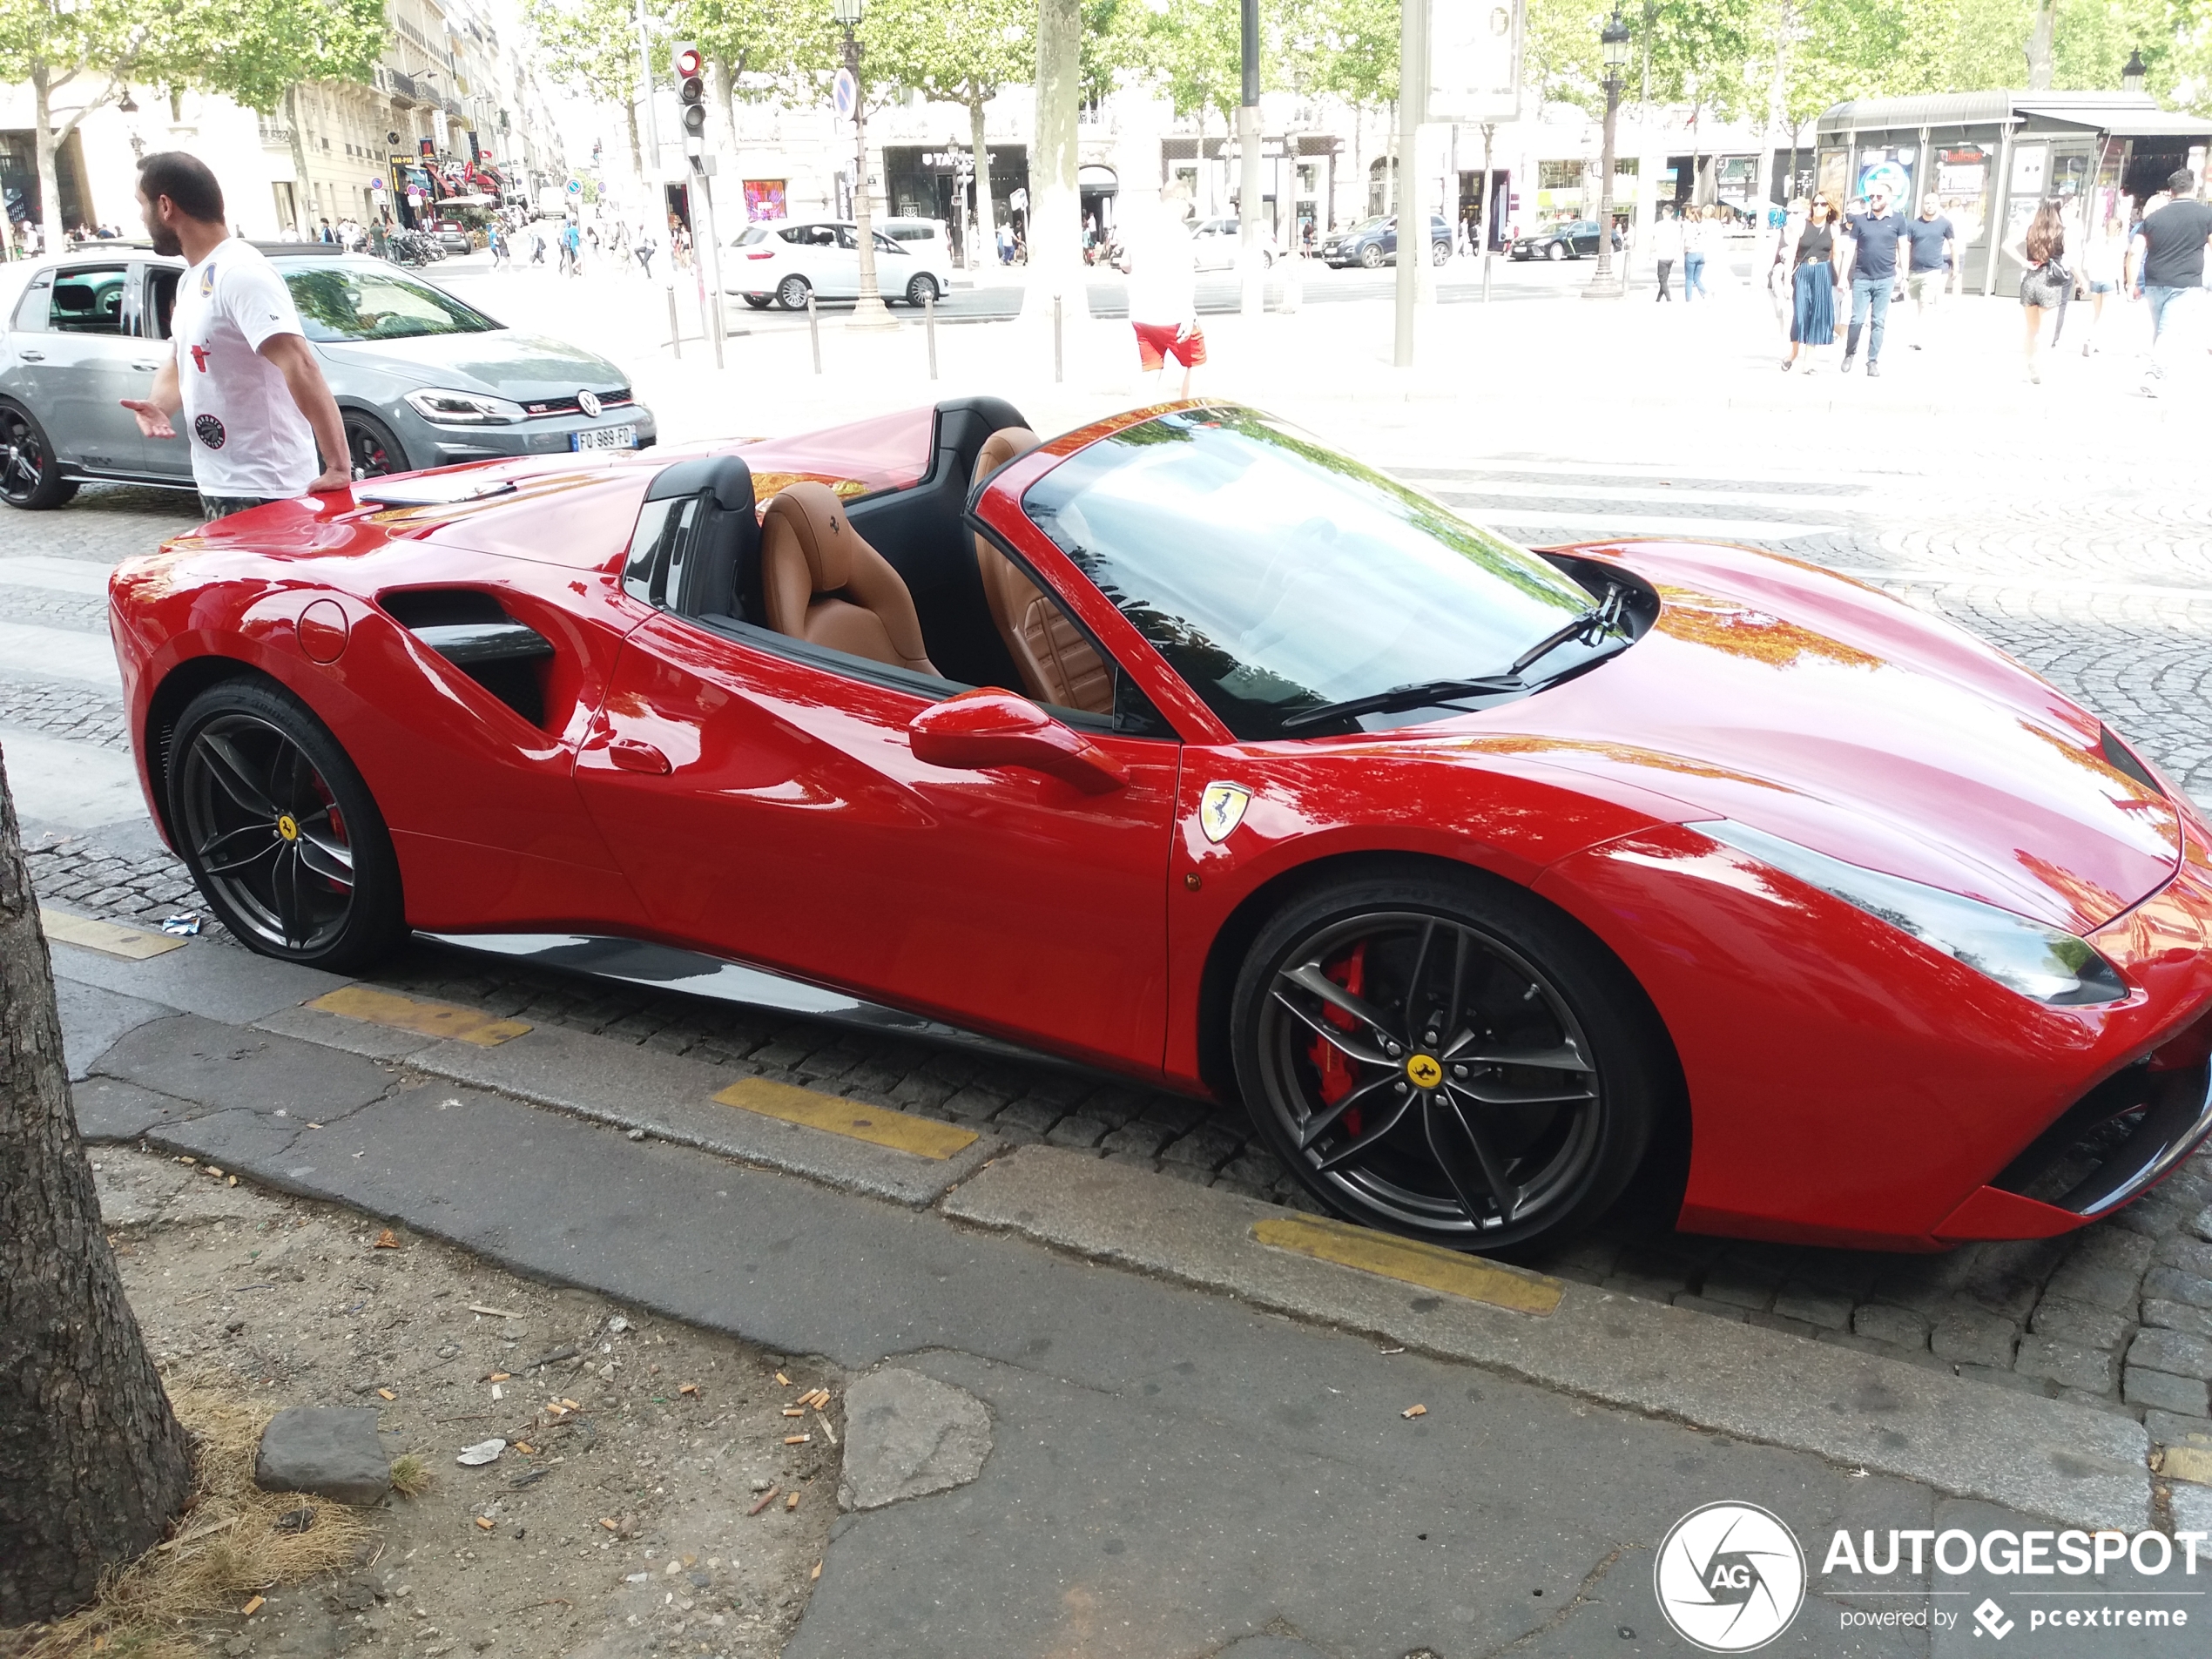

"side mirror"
[907, 690, 1129, 795]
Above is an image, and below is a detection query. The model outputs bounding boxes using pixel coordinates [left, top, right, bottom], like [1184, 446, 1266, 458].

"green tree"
[682, 0, 830, 132]
[1284, 0, 1397, 217]
[527, 0, 669, 183]
[0, 0, 148, 248]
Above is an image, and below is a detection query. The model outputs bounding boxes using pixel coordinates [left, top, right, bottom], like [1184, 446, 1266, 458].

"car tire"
[1230, 867, 1667, 1257]
[776, 275, 812, 311]
[906, 273, 940, 307]
[1359, 243, 1385, 270]
[343, 410, 408, 479]
[1431, 240, 1449, 267]
[0, 401, 79, 510]
[1546, 242, 1567, 262]
[741, 294, 773, 310]
[168, 677, 406, 972]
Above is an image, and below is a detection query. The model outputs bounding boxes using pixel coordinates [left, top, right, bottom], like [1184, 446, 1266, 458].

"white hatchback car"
[1190, 216, 1283, 272]
[729, 219, 953, 310]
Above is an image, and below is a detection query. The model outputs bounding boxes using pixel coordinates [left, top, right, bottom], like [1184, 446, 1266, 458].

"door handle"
[608, 738, 671, 775]
[131, 361, 161, 372]
[17, 350, 43, 361]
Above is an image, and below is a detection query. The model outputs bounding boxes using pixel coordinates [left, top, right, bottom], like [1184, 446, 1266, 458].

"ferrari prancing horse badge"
[1198, 782, 1251, 844]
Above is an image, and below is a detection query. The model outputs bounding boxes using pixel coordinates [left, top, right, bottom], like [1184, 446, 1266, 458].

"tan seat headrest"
[974, 426, 1041, 488]
[763, 480, 854, 593]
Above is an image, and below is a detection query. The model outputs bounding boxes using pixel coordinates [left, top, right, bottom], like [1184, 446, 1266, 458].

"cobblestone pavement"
[8, 399, 2212, 1450]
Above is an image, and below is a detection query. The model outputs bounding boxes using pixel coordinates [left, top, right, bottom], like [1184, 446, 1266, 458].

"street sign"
[833, 67, 857, 121]
[566, 178, 583, 197]
[1430, 0, 1523, 125]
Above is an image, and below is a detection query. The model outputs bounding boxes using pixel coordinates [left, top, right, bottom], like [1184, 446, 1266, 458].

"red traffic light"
[673, 45, 703, 80]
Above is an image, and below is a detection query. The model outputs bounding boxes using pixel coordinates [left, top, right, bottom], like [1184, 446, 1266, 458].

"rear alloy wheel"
[1359, 242, 1385, 270]
[0, 402, 79, 509]
[344, 410, 407, 479]
[777, 274, 813, 311]
[742, 294, 773, 309]
[169, 678, 405, 970]
[1431, 240, 1449, 267]
[906, 273, 940, 307]
[1547, 241, 1567, 262]
[1232, 873, 1663, 1255]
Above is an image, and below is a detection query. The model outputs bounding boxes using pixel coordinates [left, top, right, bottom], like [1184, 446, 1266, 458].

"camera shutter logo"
[1653, 1501, 1806, 1652]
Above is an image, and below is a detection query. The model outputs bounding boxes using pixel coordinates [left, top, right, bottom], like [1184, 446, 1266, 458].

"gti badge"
[1198, 782, 1251, 844]
[578, 389, 603, 418]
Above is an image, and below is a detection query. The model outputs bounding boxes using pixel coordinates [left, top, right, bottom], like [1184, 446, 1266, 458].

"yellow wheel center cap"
[276, 813, 300, 842]
[1406, 1054, 1443, 1089]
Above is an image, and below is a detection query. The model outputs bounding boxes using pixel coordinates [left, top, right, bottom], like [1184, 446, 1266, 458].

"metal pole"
[846, 25, 892, 327]
[1587, 73, 1623, 298]
[1238, 0, 1264, 318]
[926, 290, 937, 379]
[634, 0, 662, 216]
[1053, 292, 1063, 381]
[691, 167, 725, 369]
[1393, 0, 1426, 366]
[1480, 121, 1495, 301]
[667, 283, 681, 358]
[807, 287, 821, 373]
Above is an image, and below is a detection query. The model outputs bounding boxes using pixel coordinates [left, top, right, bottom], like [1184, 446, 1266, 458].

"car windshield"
[283, 265, 498, 342]
[1022, 408, 1604, 739]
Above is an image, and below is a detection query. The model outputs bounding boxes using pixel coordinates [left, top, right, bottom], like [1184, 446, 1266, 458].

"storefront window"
[1934, 144, 1991, 246]
[744, 179, 786, 221]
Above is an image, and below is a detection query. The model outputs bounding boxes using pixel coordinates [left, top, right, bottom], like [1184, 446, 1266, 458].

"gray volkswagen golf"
[0, 244, 653, 509]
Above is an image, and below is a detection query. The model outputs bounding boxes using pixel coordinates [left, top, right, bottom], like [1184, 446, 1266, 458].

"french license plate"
[571, 423, 637, 453]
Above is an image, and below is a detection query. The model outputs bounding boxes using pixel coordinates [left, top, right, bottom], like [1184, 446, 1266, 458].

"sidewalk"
[48, 914, 2211, 1657]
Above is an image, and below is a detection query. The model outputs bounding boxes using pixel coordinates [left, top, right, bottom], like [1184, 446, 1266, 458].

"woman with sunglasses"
[1784, 196, 1843, 372]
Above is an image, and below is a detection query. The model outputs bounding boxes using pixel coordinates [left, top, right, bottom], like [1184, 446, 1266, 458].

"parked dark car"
[428, 221, 475, 257]
[1318, 214, 1452, 269]
[1509, 220, 1605, 261]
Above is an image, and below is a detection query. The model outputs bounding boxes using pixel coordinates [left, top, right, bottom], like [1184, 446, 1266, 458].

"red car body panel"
[106, 402, 2212, 1251]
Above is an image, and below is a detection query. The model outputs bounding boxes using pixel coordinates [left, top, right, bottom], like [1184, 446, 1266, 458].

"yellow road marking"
[40, 907, 185, 961]
[712, 1076, 978, 1160]
[307, 986, 531, 1047]
[1251, 1214, 1563, 1316]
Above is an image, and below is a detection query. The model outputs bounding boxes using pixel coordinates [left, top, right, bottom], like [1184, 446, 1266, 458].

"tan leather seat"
[760, 481, 938, 676]
[971, 428, 1113, 715]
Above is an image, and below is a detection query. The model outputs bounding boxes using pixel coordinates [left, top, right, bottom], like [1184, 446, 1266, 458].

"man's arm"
[118, 344, 180, 439]
[258, 333, 352, 492]
[2128, 230, 2148, 295]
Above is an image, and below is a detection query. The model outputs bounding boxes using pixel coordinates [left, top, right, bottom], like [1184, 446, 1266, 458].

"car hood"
[314, 330, 629, 399]
[1406, 539, 2186, 935]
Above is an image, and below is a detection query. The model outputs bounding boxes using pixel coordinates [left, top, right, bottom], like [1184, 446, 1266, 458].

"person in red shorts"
[1119, 180, 1204, 397]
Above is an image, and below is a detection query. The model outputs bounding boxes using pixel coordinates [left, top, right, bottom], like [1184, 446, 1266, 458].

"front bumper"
[394, 401, 659, 469]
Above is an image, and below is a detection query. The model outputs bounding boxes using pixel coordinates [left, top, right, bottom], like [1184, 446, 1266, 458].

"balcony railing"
[385, 69, 420, 105]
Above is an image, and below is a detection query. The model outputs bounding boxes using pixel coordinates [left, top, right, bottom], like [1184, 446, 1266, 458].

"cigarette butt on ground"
[1402, 1404, 1428, 1419]
[747, 1487, 779, 1516]
[784, 1433, 810, 1445]
[241, 1595, 265, 1617]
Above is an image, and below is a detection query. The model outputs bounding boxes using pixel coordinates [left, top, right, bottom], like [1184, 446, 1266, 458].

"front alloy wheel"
[170, 679, 404, 969]
[1234, 874, 1662, 1253]
[0, 403, 79, 509]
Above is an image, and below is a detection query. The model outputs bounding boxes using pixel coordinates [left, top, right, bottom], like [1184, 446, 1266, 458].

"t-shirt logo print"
[189, 345, 210, 373]
[194, 414, 227, 450]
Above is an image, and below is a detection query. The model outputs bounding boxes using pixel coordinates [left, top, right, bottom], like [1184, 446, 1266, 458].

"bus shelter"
[1814, 91, 2212, 293]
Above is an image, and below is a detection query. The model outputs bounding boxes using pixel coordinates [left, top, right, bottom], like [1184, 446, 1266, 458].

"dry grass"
[17, 1371, 378, 1659]
[386, 1453, 432, 1499]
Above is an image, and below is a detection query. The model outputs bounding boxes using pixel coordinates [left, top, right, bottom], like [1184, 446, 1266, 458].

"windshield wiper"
[1278, 674, 1527, 732]
[1508, 583, 1630, 678]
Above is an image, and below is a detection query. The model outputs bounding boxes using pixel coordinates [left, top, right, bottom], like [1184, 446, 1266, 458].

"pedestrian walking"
[118, 152, 350, 519]
[1900, 194, 1957, 349]
[486, 220, 505, 266]
[1783, 196, 1843, 374]
[2079, 207, 2127, 354]
[2010, 198, 2073, 385]
[1651, 208, 1683, 301]
[635, 226, 658, 279]
[1767, 199, 1807, 331]
[1840, 182, 1910, 375]
[2130, 168, 2212, 397]
[1683, 206, 1710, 300]
[561, 218, 582, 277]
[1120, 182, 1205, 399]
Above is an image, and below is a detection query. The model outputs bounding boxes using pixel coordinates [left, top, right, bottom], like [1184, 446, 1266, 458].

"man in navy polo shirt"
[1841, 183, 1912, 376]
[1901, 194, 1957, 347]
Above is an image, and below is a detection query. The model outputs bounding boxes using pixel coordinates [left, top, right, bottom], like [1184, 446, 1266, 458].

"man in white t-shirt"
[1118, 181, 1204, 398]
[121, 152, 349, 519]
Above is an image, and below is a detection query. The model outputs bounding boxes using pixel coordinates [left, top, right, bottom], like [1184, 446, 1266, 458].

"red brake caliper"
[1306, 941, 1370, 1138]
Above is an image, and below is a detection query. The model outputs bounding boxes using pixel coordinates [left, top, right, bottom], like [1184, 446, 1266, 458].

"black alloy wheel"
[777, 274, 812, 311]
[1233, 873, 1664, 1254]
[169, 678, 405, 970]
[344, 411, 407, 479]
[0, 402, 79, 509]
[1359, 242, 1386, 270]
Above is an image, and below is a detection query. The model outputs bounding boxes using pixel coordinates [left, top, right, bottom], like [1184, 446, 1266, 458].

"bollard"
[667, 286, 682, 359]
[925, 291, 938, 381]
[1054, 293, 1063, 383]
[807, 290, 821, 375]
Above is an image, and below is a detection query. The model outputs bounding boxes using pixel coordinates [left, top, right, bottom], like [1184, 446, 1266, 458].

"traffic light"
[672, 40, 706, 150]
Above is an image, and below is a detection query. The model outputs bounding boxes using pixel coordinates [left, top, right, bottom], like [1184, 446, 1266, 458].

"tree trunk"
[287, 86, 317, 237]
[1750, 6, 1791, 236]
[0, 745, 195, 1623]
[968, 95, 995, 272]
[624, 98, 646, 199]
[2026, 0, 2056, 90]
[1031, 0, 1083, 291]
[32, 65, 65, 254]
[1349, 105, 1361, 226]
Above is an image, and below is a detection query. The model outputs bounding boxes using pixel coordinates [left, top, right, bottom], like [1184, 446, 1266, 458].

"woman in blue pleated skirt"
[1784, 198, 1843, 373]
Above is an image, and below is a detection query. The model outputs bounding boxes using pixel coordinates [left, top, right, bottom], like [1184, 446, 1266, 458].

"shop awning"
[2015, 105, 2212, 138]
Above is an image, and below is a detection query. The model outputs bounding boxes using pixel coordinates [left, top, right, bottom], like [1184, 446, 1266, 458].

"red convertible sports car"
[107, 398, 2212, 1257]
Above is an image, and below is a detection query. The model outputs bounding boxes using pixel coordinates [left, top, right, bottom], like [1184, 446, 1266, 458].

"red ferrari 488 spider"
[107, 398, 2212, 1257]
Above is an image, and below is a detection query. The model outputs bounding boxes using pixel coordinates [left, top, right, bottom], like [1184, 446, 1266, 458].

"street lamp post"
[1585, 11, 1631, 299]
[834, 0, 894, 327]
[2121, 49, 2147, 93]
